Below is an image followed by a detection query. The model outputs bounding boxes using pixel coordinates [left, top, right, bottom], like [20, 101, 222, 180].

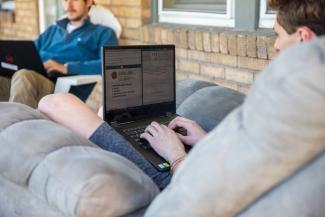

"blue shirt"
[34, 18, 118, 75]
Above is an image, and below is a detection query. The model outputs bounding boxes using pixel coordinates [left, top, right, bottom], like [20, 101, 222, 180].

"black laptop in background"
[0, 40, 95, 101]
[0, 40, 48, 78]
[103, 44, 186, 171]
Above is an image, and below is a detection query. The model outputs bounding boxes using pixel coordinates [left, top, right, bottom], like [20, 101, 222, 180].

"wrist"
[170, 154, 187, 174]
[63, 63, 68, 74]
[169, 149, 186, 164]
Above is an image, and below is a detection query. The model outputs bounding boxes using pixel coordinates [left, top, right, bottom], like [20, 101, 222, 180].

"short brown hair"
[268, 0, 325, 36]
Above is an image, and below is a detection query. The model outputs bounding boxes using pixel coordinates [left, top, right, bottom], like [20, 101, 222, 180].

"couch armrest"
[0, 102, 159, 217]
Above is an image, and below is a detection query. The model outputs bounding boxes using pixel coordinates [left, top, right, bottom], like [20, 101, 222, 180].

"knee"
[38, 93, 77, 115]
[12, 69, 37, 82]
[11, 69, 37, 84]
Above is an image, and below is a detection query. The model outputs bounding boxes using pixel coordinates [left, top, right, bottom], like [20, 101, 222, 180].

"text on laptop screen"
[103, 46, 175, 111]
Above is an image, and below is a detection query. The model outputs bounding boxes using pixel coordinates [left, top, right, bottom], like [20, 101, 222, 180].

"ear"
[87, 0, 94, 8]
[296, 26, 317, 42]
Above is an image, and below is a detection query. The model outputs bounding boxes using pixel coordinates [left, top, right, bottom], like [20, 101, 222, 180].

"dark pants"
[89, 122, 172, 189]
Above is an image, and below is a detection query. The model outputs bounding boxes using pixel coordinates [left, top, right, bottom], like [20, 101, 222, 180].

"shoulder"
[89, 23, 117, 38]
[45, 21, 65, 33]
[90, 22, 114, 33]
[45, 24, 57, 32]
[40, 24, 59, 37]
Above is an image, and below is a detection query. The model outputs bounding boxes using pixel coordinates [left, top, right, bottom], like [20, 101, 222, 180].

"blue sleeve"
[66, 28, 118, 75]
[34, 26, 55, 62]
[34, 29, 48, 50]
[89, 122, 171, 189]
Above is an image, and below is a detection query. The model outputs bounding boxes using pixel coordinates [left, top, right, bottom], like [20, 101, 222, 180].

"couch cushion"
[29, 146, 158, 217]
[144, 38, 325, 216]
[0, 103, 159, 217]
[176, 79, 216, 108]
[0, 175, 65, 217]
[0, 102, 46, 130]
[177, 86, 245, 131]
[0, 103, 93, 186]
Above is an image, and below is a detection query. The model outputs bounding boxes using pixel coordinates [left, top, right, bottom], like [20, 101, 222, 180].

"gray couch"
[0, 81, 243, 217]
[0, 38, 325, 217]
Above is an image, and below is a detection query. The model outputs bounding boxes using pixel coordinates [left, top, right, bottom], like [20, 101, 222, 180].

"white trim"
[38, 0, 46, 33]
[259, 0, 276, 28]
[158, 0, 235, 27]
[1, 1, 15, 11]
[38, 0, 64, 33]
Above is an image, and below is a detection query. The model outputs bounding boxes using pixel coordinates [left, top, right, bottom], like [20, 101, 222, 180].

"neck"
[69, 16, 88, 27]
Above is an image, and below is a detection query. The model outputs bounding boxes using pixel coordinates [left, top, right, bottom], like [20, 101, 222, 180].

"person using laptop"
[37, 0, 325, 189]
[0, 0, 117, 108]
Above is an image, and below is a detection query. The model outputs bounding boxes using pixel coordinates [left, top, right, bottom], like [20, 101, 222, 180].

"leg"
[38, 93, 103, 138]
[90, 122, 171, 189]
[10, 69, 55, 108]
[0, 76, 11, 101]
[38, 93, 171, 188]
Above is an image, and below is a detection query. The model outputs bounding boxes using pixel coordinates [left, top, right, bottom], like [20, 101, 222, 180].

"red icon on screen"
[5, 55, 14, 63]
[111, 71, 117, 79]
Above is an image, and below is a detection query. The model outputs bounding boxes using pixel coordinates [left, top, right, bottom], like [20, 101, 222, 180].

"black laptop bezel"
[0, 40, 48, 78]
[102, 44, 176, 124]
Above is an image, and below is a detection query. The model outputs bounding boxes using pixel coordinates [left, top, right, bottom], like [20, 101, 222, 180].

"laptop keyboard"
[122, 122, 187, 151]
[122, 121, 170, 150]
[123, 126, 151, 149]
[122, 121, 188, 171]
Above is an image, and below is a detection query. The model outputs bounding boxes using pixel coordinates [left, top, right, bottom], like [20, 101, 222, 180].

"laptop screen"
[103, 45, 176, 123]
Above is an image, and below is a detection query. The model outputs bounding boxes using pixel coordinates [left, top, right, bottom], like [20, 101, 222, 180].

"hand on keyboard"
[168, 116, 207, 146]
[173, 127, 187, 136]
[123, 127, 152, 150]
[140, 121, 187, 164]
[139, 138, 151, 150]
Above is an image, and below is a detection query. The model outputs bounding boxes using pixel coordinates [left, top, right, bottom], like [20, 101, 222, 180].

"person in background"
[0, 0, 118, 108]
[37, 0, 325, 189]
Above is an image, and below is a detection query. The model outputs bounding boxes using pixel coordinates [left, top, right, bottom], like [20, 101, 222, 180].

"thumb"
[177, 133, 189, 144]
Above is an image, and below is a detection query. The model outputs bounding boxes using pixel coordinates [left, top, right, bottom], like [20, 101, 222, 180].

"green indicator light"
[163, 163, 170, 168]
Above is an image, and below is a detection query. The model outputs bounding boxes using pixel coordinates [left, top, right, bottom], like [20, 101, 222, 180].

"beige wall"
[0, 0, 39, 40]
[0, 0, 276, 93]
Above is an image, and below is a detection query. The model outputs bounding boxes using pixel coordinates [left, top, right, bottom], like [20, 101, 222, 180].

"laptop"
[0, 40, 96, 101]
[102, 44, 186, 171]
[0, 40, 47, 78]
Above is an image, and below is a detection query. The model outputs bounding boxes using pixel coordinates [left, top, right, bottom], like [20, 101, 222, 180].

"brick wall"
[0, 0, 276, 94]
[97, 0, 152, 45]
[0, 0, 39, 40]
[139, 25, 275, 93]
[90, 0, 276, 94]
